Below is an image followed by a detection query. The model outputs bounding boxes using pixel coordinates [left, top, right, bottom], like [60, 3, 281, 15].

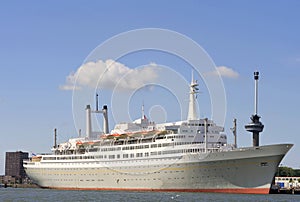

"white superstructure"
[24, 73, 292, 194]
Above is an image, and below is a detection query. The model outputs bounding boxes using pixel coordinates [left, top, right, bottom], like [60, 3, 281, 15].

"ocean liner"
[23, 72, 292, 194]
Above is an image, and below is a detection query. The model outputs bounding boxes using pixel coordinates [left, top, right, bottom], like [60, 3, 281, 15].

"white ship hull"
[24, 144, 292, 194]
[24, 73, 292, 194]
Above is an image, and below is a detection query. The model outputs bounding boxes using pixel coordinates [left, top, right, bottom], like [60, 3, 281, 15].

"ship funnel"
[245, 71, 264, 147]
[102, 105, 109, 134]
[95, 93, 109, 133]
[86, 105, 92, 138]
[85, 94, 110, 138]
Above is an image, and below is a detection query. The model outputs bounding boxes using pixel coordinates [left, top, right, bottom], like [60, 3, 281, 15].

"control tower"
[245, 71, 264, 147]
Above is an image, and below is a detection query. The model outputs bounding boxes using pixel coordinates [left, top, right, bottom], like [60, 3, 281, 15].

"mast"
[230, 118, 237, 148]
[53, 128, 57, 148]
[204, 118, 208, 153]
[96, 93, 99, 111]
[245, 71, 264, 147]
[142, 102, 145, 119]
[187, 71, 199, 120]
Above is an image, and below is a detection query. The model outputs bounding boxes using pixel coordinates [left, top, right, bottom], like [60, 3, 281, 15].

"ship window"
[137, 153, 143, 157]
[260, 162, 268, 167]
[43, 157, 56, 160]
[89, 148, 98, 152]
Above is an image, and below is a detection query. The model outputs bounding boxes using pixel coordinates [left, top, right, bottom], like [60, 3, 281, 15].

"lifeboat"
[31, 156, 42, 162]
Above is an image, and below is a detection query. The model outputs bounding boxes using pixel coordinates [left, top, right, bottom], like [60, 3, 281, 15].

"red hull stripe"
[44, 187, 270, 194]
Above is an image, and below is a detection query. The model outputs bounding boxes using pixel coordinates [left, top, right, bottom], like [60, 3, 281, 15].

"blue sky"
[0, 0, 300, 174]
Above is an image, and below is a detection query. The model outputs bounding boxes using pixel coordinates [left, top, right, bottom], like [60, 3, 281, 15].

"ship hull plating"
[24, 144, 292, 194]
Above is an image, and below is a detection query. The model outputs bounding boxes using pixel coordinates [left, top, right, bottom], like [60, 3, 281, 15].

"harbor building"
[5, 151, 28, 183]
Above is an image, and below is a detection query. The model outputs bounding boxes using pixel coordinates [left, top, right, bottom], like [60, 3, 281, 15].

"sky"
[0, 0, 300, 174]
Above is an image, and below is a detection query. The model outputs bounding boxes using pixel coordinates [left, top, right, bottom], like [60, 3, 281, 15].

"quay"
[270, 176, 300, 194]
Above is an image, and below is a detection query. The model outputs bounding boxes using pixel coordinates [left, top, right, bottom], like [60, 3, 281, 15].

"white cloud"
[207, 66, 239, 79]
[59, 85, 81, 91]
[60, 59, 159, 91]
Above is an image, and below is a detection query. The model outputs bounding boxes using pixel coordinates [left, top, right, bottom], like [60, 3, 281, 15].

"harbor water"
[0, 188, 300, 202]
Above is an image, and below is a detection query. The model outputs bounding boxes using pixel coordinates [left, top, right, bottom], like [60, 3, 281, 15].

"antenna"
[254, 71, 259, 115]
[54, 128, 57, 148]
[96, 93, 99, 111]
[192, 70, 194, 83]
[142, 101, 146, 119]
